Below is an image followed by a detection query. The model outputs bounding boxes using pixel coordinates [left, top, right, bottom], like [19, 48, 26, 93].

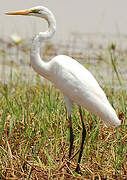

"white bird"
[6, 6, 121, 173]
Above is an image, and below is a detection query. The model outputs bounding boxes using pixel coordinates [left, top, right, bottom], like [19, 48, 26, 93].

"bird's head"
[6, 6, 56, 39]
[6, 6, 51, 18]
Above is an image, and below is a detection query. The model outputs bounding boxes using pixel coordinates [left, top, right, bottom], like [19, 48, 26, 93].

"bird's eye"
[31, 9, 40, 14]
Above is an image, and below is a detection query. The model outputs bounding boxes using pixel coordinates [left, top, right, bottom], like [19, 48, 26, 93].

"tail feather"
[98, 101, 121, 127]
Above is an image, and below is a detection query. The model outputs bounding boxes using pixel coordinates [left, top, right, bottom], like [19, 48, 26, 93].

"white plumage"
[6, 6, 121, 173]
[47, 55, 120, 127]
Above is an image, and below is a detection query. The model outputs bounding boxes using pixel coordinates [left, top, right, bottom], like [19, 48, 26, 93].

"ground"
[0, 33, 127, 179]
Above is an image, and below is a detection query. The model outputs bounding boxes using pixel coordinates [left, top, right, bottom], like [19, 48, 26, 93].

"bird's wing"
[54, 55, 109, 104]
[49, 55, 120, 127]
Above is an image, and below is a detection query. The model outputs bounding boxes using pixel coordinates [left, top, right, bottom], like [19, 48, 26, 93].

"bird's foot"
[66, 167, 71, 174]
[75, 165, 82, 174]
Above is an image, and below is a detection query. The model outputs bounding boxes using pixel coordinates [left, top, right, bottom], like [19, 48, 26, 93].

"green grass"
[0, 76, 126, 179]
[0, 39, 127, 179]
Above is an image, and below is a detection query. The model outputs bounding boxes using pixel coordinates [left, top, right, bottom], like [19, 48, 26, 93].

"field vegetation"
[0, 34, 127, 179]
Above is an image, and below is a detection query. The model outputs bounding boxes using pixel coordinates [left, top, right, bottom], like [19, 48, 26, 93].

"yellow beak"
[6, 9, 31, 15]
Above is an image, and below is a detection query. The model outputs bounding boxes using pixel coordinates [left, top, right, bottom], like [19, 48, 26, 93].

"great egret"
[6, 6, 121, 173]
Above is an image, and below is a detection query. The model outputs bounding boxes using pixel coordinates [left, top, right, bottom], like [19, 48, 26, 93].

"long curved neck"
[30, 9, 56, 79]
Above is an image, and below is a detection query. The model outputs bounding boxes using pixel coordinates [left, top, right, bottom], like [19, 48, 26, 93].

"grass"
[0, 38, 127, 179]
[0, 77, 127, 179]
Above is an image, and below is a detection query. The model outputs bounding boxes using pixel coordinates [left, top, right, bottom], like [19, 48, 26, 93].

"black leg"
[66, 114, 74, 172]
[75, 106, 86, 173]
[68, 115, 74, 159]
